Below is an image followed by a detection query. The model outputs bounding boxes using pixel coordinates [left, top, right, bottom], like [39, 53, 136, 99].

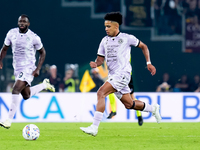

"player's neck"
[111, 31, 120, 37]
[115, 31, 120, 36]
[19, 28, 29, 34]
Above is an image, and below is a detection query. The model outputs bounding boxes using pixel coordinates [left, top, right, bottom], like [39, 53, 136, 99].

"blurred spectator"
[184, 0, 200, 24]
[194, 85, 200, 92]
[181, 0, 190, 13]
[156, 72, 174, 92]
[197, 0, 200, 20]
[90, 68, 104, 92]
[6, 75, 15, 92]
[162, 0, 182, 35]
[6, 82, 14, 92]
[185, 0, 198, 19]
[154, 0, 165, 27]
[69, 64, 80, 92]
[63, 69, 76, 92]
[154, 0, 183, 35]
[49, 65, 63, 92]
[174, 74, 190, 92]
[190, 74, 200, 92]
[40, 64, 51, 80]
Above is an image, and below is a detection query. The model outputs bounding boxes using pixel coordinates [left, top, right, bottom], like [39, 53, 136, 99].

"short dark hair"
[104, 12, 122, 25]
[20, 14, 30, 22]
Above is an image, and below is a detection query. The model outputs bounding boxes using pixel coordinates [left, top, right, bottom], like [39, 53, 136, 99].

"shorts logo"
[118, 39, 123, 44]
[18, 72, 23, 78]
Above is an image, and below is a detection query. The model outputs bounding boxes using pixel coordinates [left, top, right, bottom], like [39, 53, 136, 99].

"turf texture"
[0, 122, 199, 150]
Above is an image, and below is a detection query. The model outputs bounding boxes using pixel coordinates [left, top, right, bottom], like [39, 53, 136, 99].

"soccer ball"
[22, 124, 40, 140]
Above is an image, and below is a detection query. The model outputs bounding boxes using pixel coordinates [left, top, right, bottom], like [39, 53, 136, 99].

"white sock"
[30, 83, 46, 97]
[8, 94, 21, 122]
[92, 111, 103, 127]
[142, 102, 153, 112]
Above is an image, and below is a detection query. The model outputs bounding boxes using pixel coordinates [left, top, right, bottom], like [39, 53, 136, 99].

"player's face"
[18, 16, 30, 33]
[104, 21, 118, 37]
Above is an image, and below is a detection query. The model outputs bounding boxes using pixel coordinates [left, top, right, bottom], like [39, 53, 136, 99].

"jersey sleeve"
[34, 34, 43, 50]
[4, 30, 12, 46]
[97, 38, 105, 57]
[128, 34, 139, 47]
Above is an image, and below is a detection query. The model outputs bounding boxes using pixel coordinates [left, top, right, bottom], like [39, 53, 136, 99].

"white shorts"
[14, 67, 35, 86]
[107, 72, 131, 100]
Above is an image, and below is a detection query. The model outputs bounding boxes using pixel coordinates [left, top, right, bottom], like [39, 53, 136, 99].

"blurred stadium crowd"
[154, 0, 200, 35]
[5, 63, 200, 93]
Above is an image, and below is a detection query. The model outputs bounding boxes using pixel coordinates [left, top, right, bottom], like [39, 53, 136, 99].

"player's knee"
[23, 95, 30, 100]
[125, 101, 135, 109]
[97, 90, 106, 100]
[12, 88, 20, 94]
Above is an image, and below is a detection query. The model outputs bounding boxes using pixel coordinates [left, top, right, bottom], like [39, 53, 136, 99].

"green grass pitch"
[0, 122, 199, 150]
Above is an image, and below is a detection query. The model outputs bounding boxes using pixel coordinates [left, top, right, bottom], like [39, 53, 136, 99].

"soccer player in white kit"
[80, 12, 162, 136]
[0, 14, 55, 129]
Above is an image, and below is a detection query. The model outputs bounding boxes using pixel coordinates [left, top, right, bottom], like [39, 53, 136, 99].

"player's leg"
[20, 85, 31, 99]
[0, 80, 26, 129]
[80, 81, 116, 136]
[130, 94, 143, 126]
[128, 76, 143, 126]
[120, 93, 161, 124]
[0, 77, 54, 129]
[21, 79, 55, 100]
[107, 93, 117, 119]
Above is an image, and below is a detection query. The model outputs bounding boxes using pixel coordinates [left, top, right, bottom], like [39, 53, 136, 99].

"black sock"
[141, 102, 145, 111]
[130, 101, 135, 109]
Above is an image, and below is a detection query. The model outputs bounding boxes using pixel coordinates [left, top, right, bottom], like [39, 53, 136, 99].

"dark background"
[0, 0, 200, 91]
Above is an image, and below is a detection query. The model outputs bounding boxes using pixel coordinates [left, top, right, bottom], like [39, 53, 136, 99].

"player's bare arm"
[90, 55, 105, 68]
[138, 41, 156, 76]
[32, 47, 46, 77]
[0, 44, 9, 69]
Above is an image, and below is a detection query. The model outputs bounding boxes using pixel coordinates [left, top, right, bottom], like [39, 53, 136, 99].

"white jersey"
[97, 32, 139, 75]
[4, 28, 43, 71]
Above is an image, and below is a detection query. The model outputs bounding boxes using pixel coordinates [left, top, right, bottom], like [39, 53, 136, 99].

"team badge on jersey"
[26, 37, 30, 41]
[118, 39, 123, 44]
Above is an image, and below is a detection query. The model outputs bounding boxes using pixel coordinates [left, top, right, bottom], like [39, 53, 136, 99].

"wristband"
[147, 61, 151, 65]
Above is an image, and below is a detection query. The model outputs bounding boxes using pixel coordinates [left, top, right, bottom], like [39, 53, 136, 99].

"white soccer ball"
[22, 124, 40, 140]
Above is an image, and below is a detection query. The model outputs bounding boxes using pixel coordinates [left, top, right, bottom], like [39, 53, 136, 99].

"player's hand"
[147, 64, 156, 76]
[0, 61, 3, 69]
[90, 61, 97, 68]
[32, 69, 40, 77]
